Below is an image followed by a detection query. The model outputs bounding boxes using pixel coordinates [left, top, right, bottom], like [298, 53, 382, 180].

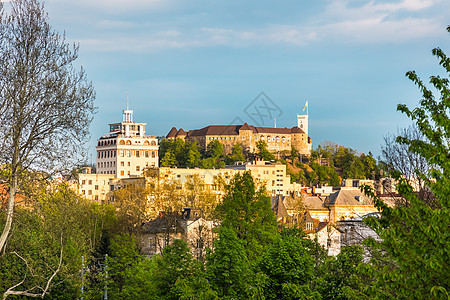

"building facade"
[96, 108, 159, 178]
[166, 112, 312, 155]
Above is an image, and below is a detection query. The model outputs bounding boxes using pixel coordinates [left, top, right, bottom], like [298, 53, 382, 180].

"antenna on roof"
[274, 118, 276, 128]
[126, 90, 129, 110]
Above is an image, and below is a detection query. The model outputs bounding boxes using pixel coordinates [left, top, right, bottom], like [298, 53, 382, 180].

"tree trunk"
[0, 177, 17, 253]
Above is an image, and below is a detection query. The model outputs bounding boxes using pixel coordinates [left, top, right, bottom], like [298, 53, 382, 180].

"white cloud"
[73, 0, 447, 52]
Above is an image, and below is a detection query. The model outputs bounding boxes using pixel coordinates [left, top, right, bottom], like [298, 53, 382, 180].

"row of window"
[98, 161, 116, 168]
[98, 150, 158, 159]
[118, 140, 157, 146]
[99, 150, 116, 158]
[118, 150, 157, 158]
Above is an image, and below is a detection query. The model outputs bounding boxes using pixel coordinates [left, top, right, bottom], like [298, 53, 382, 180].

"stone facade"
[166, 113, 312, 156]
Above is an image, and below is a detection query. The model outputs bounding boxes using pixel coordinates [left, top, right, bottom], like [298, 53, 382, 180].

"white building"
[96, 107, 159, 178]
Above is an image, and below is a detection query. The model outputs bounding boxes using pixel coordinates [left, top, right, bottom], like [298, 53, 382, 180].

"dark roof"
[142, 212, 185, 234]
[188, 125, 241, 137]
[176, 128, 187, 136]
[290, 126, 305, 134]
[240, 122, 252, 130]
[303, 196, 328, 211]
[324, 189, 374, 206]
[184, 124, 307, 137]
[271, 195, 289, 218]
[255, 127, 291, 134]
[166, 127, 178, 138]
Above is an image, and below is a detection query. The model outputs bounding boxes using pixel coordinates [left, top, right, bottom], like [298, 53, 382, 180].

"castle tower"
[297, 114, 308, 136]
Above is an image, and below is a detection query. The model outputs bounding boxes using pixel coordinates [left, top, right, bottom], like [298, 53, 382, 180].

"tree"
[161, 149, 177, 167]
[206, 140, 224, 159]
[206, 226, 251, 298]
[380, 125, 435, 206]
[112, 180, 151, 234]
[0, 184, 109, 299]
[256, 140, 275, 161]
[354, 27, 450, 299]
[256, 230, 319, 300]
[0, 0, 96, 253]
[215, 172, 278, 260]
[230, 143, 245, 162]
[318, 246, 363, 300]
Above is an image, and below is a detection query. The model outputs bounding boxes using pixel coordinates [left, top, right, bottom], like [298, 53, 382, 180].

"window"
[82, 190, 85, 194]
[136, 166, 140, 171]
[127, 150, 131, 157]
[88, 190, 92, 195]
[152, 151, 156, 158]
[151, 141, 156, 146]
[120, 150, 124, 157]
[120, 171, 124, 176]
[119, 140, 125, 145]
[88, 180, 92, 185]
[127, 162, 130, 166]
[95, 185, 98, 190]
[127, 171, 130, 175]
[95, 195, 99, 201]
[121, 161, 124, 166]
[145, 151, 149, 157]
[82, 180, 86, 185]
[136, 150, 140, 157]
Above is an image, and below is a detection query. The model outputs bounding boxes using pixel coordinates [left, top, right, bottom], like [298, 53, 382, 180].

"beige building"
[152, 160, 292, 197]
[166, 112, 312, 155]
[96, 107, 159, 178]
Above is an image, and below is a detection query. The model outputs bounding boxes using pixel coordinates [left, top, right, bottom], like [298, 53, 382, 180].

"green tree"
[185, 141, 202, 168]
[207, 140, 224, 159]
[318, 246, 363, 300]
[153, 239, 209, 299]
[161, 149, 177, 167]
[353, 27, 450, 299]
[107, 234, 141, 298]
[0, 184, 109, 299]
[206, 226, 251, 299]
[231, 143, 246, 162]
[215, 172, 278, 260]
[256, 230, 320, 300]
[256, 140, 275, 161]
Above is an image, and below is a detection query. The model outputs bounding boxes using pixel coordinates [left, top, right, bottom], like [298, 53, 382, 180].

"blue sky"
[39, 0, 450, 159]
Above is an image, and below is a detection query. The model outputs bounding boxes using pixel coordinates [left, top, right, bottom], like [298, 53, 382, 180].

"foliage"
[318, 246, 363, 300]
[206, 226, 251, 299]
[256, 229, 319, 300]
[112, 180, 151, 234]
[353, 33, 450, 299]
[0, 184, 110, 299]
[215, 172, 278, 260]
[107, 234, 142, 298]
[256, 140, 275, 161]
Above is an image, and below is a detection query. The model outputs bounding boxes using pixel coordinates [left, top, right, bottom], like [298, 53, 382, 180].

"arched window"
[144, 140, 149, 145]
[119, 140, 125, 145]
[276, 136, 280, 143]
[126, 140, 132, 145]
[151, 141, 156, 146]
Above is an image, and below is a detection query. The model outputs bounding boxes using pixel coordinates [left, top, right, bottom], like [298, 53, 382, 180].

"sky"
[23, 0, 450, 160]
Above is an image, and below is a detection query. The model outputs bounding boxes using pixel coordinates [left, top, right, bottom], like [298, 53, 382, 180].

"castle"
[166, 112, 312, 155]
